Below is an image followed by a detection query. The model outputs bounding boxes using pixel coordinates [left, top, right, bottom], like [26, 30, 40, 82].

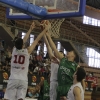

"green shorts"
[56, 85, 71, 100]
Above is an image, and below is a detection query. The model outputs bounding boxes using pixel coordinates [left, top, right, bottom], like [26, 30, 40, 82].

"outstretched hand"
[60, 96, 67, 100]
[30, 22, 35, 31]
[35, 85, 40, 92]
[44, 21, 51, 31]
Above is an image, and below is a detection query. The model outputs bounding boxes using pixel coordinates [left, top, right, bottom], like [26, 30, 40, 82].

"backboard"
[6, 0, 86, 20]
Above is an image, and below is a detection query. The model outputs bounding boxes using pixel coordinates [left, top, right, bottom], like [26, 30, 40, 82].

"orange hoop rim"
[48, 9, 63, 12]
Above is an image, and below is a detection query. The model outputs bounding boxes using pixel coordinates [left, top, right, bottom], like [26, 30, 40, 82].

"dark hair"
[38, 40, 42, 44]
[15, 38, 23, 50]
[59, 51, 64, 56]
[12, 37, 18, 44]
[76, 67, 86, 82]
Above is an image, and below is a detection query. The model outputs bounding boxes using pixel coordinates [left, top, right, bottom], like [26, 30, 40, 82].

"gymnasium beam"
[66, 21, 100, 47]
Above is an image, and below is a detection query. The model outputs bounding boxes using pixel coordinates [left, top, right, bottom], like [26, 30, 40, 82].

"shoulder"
[73, 62, 78, 68]
[61, 57, 67, 61]
[12, 47, 16, 52]
[73, 86, 81, 95]
[13, 46, 16, 50]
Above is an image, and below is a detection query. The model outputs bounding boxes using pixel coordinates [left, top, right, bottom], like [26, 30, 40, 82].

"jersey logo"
[72, 63, 75, 66]
[22, 67, 25, 70]
[60, 66, 70, 75]
[13, 66, 20, 69]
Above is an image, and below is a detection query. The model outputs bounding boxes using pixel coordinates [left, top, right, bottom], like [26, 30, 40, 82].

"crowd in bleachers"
[0, 40, 52, 99]
[0, 40, 51, 75]
[0, 39, 100, 99]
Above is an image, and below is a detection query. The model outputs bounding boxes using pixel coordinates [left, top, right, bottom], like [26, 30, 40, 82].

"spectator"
[34, 66, 39, 74]
[0, 42, 4, 51]
[37, 51, 43, 61]
[32, 56, 38, 67]
[5, 49, 11, 64]
[1, 52, 6, 67]
[34, 41, 42, 51]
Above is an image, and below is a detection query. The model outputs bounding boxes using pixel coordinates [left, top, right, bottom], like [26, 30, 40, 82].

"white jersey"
[9, 47, 29, 81]
[50, 62, 59, 82]
[67, 83, 84, 100]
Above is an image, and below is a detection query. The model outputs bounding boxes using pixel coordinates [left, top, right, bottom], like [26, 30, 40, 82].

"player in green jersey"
[29, 75, 50, 100]
[45, 31, 85, 100]
[39, 79, 50, 100]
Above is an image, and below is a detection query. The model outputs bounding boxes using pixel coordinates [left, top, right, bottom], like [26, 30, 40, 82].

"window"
[83, 16, 100, 27]
[22, 32, 26, 39]
[37, 46, 41, 55]
[88, 17, 92, 24]
[57, 42, 61, 51]
[83, 16, 88, 24]
[30, 34, 34, 46]
[44, 43, 47, 57]
[92, 18, 97, 26]
[43, 41, 67, 57]
[86, 48, 100, 68]
[22, 32, 35, 47]
[64, 49, 67, 55]
[92, 18, 95, 25]
[98, 20, 100, 26]
[94, 19, 97, 26]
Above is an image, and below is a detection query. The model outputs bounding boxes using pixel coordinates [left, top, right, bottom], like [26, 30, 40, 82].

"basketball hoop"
[49, 18, 65, 38]
[39, 18, 65, 38]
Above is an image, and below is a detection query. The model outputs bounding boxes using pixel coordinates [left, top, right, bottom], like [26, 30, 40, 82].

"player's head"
[66, 50, 76, 60]
[38, 40, 42, 45]
[73, 67, 86, 82]
[14, 38, 23, 50]
[59, 51, 64, 57]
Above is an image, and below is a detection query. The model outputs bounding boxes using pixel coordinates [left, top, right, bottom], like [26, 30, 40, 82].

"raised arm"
[23, 22, 35, 43]
[28, 22, 51, 54]
[43, 35, 54, 59]
[46, 32, 64, 60]
[32, 80, 44, 94]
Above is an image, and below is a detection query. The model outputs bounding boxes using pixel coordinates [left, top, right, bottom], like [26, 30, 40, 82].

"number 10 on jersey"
[13, 55, 25, 64]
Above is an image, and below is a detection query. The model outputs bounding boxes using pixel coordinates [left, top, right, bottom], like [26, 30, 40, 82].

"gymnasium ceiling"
[86, 0, 100, 9]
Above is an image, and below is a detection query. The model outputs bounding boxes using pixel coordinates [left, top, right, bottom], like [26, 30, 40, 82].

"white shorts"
[4, 79, 28, 100]
[50, 81, 58, 100]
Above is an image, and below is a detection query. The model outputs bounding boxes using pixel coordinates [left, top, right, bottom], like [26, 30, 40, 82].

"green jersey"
[39, 80, 50, 100]
[57, 57, 77, 99]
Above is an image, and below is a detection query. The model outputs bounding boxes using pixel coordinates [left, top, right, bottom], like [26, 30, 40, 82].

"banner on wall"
[0, 71, 47, 88]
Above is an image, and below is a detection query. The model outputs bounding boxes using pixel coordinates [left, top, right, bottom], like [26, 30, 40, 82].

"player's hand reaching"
[30, 22, 35, 31]
[39, 79, 44, 86]
[35, 85, 40, 92]
[44, 20, 51, 31]
[60, 96, 67, 100]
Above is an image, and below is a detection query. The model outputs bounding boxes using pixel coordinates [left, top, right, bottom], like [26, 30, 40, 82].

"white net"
[49, 18, 65, 38]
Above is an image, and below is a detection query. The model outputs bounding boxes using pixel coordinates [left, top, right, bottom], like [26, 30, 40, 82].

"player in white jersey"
[60, 67, 86, 100]
[43, 35, 63, 100]
[4, 21, 51, 100]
